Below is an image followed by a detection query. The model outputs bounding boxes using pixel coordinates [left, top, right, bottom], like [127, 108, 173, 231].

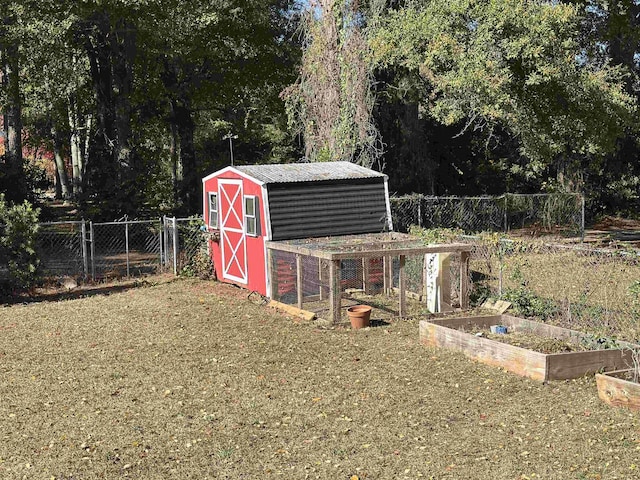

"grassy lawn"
[1, 278, 640, 479]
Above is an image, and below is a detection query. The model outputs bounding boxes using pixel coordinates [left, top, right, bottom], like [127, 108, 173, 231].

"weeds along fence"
[390, 193, 585, 237]
[36, 216, 205, 281]
[456, 233, 640, 343]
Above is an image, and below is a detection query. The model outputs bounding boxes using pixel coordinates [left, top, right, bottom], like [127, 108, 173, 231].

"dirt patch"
[592, 216, 640, 231]
[477, 330, 588, 354]
[1, 278, 640, 479]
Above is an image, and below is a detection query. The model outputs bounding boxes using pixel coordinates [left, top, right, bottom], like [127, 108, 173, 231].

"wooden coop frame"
[266, 232, 472, 323]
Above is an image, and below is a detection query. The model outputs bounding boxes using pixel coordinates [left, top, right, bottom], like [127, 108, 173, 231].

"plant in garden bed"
[409, 226, 465, 244]
[469, 327, 618, 354]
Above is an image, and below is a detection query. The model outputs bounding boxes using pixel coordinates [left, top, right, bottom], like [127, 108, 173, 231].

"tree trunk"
[173, 98, 198, 214]
[51, 125, 71, 200]
[81, 114, 92, 191]
[83, 9, 117, 198]
[68, 95, 82, 196]
[608, 0, 640, 94]
[169, 100, 181, 205]
[111, 17, 136, 175]
[2, 32, 25, 203]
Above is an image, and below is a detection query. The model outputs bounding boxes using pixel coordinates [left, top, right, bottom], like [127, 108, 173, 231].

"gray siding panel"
[267, 179, 389, 240]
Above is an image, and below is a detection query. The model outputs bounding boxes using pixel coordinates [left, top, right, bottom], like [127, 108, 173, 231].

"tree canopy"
[1, 0, 639, 219]
[369, 0, 637, 191]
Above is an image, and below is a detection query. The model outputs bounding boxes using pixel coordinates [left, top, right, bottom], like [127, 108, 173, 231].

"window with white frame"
[208, 192, 218, 229]
[244, 195, 258, 236]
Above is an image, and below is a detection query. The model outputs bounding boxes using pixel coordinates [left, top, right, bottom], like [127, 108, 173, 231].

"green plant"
[409, 226, 464, 244]
[0, 194, 40, 291]
[177, 218, 216, 279]
[501, 287, 558, 320]
[579, 333, 620, 351]
[180, 247, 215, 280]
[470, 282, 492, 306]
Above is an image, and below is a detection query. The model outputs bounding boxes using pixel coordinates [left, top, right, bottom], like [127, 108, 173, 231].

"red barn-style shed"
[202, 162, 392, 296]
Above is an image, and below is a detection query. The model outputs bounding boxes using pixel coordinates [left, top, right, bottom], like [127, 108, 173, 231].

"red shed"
[201, 162, 392, 296]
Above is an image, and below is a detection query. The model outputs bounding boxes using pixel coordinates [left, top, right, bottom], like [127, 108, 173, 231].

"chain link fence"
[35, 216, 205, 281]
[390, 193, 584, 237]
[37, 221, 87, 277]
[458, 235, 640, 342]
[164, 217, 208, 277]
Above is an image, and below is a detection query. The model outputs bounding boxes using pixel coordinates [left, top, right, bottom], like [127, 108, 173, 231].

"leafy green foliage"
[178, 219, 215, 279]
[501, 286, 558, 321]
[370, 0, 637, 180]
[408, 225, 464, 244]
[0, 195, 41, 291]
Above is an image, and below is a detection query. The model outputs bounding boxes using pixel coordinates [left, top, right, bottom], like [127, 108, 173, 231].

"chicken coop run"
[266, 233, 472, 323]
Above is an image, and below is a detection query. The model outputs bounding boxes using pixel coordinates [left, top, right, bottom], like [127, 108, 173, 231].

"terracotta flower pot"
[347, 305, 372, 329]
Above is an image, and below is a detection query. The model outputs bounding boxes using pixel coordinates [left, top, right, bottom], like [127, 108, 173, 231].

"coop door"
[219, 179, 248, 284]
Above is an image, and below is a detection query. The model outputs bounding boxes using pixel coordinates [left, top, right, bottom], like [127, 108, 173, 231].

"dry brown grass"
[2, 278, 640, 479]
[468, 238, 640, 341]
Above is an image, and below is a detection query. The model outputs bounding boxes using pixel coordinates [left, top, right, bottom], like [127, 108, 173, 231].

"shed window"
[208, 193, 218, 229]
[244, 195, 259, 236]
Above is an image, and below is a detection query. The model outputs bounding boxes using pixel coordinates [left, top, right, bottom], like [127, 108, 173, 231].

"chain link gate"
[37, 221, 88, 277]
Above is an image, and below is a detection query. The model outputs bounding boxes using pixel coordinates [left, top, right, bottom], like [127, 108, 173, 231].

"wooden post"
[296, 254, 303, 309]
[422, 253, 428, 299]
[383, 255, 393, 294]
[440, 253, 452, 311]
[267, 248, 277, 299]
[329, 259, 342, 323]
[318, 258, 324, 300]
[399, 255, 406, 318]
[459, 251, 470, 309]
[362, 257, 372, 294]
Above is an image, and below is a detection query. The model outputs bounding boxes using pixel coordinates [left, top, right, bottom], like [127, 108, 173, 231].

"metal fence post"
[125, 220, 130, 277]
[163, 215, 168, 268]
[158, 218, 163, 271]
[172, 216, 178, 275]
[89, 221, 95, 281]
[81, 219, 88, 279]
[581, 194, 585, 243]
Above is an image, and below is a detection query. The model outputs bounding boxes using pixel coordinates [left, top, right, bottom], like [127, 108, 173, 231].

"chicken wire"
[268, 249, 466, 320]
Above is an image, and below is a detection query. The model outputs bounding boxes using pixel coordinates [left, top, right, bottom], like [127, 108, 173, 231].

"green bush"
[501, 286, 558, 321]
[0, 194, 40, 291]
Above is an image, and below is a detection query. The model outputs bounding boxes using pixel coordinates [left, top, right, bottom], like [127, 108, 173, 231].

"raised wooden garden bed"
[419, 314, 635, 382]
[596, 370, 640, 411]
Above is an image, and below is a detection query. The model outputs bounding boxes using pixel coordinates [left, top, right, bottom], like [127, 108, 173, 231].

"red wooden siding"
[203, 170, 267, 296]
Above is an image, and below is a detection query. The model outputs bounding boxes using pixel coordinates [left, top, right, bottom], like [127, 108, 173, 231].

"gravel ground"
[1, 278, 639, 480]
